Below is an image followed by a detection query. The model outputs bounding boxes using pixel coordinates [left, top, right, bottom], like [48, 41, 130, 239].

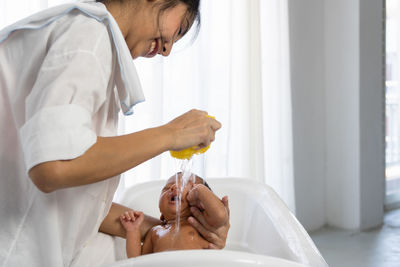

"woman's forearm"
[29, 126, 172, 193]
[29, 109, 221, 193]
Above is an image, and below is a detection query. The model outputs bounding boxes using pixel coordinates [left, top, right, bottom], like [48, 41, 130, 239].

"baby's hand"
[120, 211, 144, 232]
[187, 184, 207, 210]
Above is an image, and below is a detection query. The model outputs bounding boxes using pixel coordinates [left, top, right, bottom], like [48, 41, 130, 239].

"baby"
[119, 173, 228, 258]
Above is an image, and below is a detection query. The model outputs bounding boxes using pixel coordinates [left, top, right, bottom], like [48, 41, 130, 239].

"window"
[385, 0, 400, 207]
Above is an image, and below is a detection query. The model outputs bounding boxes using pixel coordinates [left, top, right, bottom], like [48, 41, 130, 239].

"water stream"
[174, 158, 195, 233]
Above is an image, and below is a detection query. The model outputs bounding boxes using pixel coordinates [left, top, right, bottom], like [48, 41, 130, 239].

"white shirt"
[0, 2, 143, 266]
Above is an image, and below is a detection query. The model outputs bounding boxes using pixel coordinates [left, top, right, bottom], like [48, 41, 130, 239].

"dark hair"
[157, 0, 200, 38]
[172, 172, 212, 191]
[96, 0, 201, 38]
[202, 180, 211, 191]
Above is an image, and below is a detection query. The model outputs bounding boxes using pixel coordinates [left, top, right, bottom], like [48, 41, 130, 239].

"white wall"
[289, 0, 385, 231]
[288, 0, 326, 231]
[359, 0, 385, 230]
[324, 0, 361, 230]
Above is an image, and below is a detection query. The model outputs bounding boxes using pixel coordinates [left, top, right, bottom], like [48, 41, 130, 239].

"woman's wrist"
[157, 124, 175, 151]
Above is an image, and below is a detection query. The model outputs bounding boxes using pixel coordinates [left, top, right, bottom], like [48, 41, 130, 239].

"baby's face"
[159, 174, 199, 221]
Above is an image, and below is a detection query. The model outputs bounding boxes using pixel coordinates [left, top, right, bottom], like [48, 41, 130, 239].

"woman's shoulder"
[42, 9, 113, 62]
[65, 9, 107, 31]
[51, 9, 110, 45]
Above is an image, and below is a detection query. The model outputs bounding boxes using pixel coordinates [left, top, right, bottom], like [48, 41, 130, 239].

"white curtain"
[0, 0, 72, 28]
[1, 0, 295, 211]
[118, 0, 295, 211]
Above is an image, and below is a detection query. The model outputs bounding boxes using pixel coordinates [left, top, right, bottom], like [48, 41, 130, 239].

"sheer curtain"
[0, 0, 72, 28]
[1, 0, 295, 211]
[118, 0, 295, 211]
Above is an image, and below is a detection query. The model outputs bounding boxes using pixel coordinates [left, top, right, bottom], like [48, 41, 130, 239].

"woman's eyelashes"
[173, 26, 184, 43]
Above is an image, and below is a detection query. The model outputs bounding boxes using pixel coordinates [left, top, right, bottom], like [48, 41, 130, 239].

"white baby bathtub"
[100, 178, 328, 267]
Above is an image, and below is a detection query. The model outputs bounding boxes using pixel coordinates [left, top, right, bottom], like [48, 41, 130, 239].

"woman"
[0, 0, 228, 266]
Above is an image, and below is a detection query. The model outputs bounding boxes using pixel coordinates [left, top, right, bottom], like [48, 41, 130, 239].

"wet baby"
[119, 173, 228, 258]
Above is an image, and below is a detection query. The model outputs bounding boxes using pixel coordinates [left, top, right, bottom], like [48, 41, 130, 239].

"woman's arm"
[29, 126, 170, 193]
[29, 110, 221, 193]
[99, 202, 161, 241]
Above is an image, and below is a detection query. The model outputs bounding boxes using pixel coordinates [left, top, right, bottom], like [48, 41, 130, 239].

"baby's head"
[159, 172, 210, 222]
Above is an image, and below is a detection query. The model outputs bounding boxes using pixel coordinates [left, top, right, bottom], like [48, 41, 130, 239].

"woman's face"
[124, 2, 191, 59]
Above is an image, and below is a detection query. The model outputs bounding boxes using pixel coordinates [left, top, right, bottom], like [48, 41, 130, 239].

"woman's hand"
[188, 195, 230, 249]
[163, 109, 222, 151]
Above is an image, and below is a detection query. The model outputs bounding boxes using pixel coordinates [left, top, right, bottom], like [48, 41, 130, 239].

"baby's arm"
[120, 211, 144, 258]
[187, 184, 228, 228]
[141, 227, 154, 255]
[100, 202, 161, 240]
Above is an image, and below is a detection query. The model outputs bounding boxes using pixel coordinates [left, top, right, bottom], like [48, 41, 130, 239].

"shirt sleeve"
[19, 15, 114, 171]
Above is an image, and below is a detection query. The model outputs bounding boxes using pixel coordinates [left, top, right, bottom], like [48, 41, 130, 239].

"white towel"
[0, 0, 145, 115]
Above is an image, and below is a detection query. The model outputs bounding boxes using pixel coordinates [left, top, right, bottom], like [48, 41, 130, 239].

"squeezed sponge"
[170, 115, 215, 160]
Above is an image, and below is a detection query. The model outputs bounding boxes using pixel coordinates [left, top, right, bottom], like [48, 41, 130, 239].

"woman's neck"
[103, 0, 142, 38]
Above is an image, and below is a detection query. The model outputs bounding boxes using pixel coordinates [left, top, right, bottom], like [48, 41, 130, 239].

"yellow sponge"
[170, 115, 215, 160]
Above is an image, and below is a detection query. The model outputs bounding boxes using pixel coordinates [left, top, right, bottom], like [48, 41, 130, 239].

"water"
[174, 158, 195, 233]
